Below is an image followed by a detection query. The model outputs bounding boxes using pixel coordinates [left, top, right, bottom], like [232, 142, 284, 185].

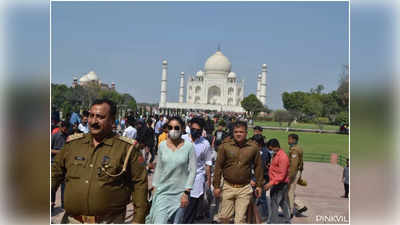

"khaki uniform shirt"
[51, 133, 149, 223]
[288, 144, 304, 182]
[213, 139, 264, 188]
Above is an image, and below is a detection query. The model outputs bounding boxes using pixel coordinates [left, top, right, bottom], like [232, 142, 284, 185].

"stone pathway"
[51, 162, 349, 224]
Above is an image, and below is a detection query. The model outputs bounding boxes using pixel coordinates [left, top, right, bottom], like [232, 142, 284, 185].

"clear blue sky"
[50, 1, 349, 110]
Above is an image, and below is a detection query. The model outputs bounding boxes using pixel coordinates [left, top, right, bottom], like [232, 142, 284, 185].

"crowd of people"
[51, 99, 310, 224]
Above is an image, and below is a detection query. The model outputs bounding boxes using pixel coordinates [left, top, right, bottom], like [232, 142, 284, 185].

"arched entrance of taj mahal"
[207, 85, 221, 105]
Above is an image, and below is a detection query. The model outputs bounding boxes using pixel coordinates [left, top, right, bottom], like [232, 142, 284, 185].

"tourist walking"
[181, 117, 213, 223]
[122, 116, 137, 139]
[264, 139, 291, 224]
[146, 116, 197, 224]
[51, 120, 69, 211]
[251, 134, 272, 223]
[341, 158, 349, 198]
[78, 111, 89, 134]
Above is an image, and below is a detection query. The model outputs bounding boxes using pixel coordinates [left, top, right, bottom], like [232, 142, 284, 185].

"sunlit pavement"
[51, 162, 348, 224]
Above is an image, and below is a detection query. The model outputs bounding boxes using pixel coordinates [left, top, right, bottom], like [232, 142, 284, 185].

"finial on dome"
[217, 43, 221, 52]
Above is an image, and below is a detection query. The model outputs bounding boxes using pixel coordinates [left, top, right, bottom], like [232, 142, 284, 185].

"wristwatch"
[184, 190, 190, 196]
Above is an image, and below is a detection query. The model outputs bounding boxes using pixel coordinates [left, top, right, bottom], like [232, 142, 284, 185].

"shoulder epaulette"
[222, 136, 232, 143]
[117, 135, 138, 147]
[67, 133, 85, 142]
[292, 145, 300, 150]
[247, 139, 258, 147]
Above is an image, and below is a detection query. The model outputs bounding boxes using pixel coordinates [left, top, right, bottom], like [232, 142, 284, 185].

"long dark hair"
[168, 116, 185, 130]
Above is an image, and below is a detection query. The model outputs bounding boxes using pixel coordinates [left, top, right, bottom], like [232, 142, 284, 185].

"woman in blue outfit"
[146, 116, 197, 224]
[251, 134, 272, 223]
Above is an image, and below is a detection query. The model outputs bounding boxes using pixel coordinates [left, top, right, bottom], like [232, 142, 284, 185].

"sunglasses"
[168, 125, 181, 131]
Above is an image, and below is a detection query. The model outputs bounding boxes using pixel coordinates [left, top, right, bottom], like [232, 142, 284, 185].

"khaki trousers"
[288, 171, 305, 212]
[218, 182, 253, 224]
[64, 213, 125, 224]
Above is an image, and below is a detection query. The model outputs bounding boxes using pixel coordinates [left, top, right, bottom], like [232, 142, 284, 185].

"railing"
[249, 125, 349, 135]
[303, 152, 348, 167]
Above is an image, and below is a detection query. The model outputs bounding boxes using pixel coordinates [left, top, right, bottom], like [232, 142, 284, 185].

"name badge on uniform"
[74, 156, 85, 161]
[102, 156, 111, 168]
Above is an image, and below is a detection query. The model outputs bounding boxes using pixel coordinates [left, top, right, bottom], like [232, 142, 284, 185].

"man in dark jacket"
[145, 119, 156, 168]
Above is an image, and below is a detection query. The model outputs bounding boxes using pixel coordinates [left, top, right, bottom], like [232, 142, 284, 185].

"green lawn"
[247, 129, 349, 157]
[253, 121, 340, 131]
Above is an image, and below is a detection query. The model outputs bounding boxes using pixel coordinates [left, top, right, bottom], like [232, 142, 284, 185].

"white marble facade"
[159, 49, 266, 113]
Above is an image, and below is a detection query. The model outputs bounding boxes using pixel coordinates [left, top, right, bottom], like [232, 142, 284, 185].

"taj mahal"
[159, 48, 268, 113]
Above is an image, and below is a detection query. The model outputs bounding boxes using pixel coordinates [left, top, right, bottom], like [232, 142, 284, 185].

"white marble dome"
[228, 72, 237, 78]
[79, 75, 89, 83]
[87, 71, 99, 81]
[204, 50, 232, 73]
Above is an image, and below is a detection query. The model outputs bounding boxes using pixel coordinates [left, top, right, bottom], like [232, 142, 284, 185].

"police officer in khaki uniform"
[213, 121, 264, 224]
[51, 99, 149, 223]
[287, 133, 307, 217]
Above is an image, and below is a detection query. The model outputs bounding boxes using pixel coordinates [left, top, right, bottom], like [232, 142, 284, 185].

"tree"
[241, 94, 264, 120]
[337, 64, 349, 108]
[51, 83, 137, 119]
[311, 84, 325, 94]
[51, 84, 68, 110]
[321, 92, 341, 123]
[335, 110, 349, 125]
[273, 110, 293, 127]
[282, 91, 307, 120]
[303, 94, 324, 129]
[121, 93, 137, 112]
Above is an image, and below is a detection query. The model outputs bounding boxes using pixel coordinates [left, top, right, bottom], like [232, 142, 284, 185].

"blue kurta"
[145, 139, 197, 224]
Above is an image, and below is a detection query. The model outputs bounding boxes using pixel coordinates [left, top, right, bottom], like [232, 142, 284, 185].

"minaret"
[179, 72, 185, 103]
[72, 76, 78, 88]
[111, 82, 116, 90]
[256, 73, 261, 101]
[160, 60, 168, 107]
[260, 64, 267, 105]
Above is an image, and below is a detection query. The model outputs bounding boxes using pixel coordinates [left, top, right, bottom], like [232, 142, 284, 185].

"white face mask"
[169, 130, 181, 140]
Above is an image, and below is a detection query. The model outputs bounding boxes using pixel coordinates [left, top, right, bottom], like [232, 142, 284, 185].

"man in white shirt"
[78, 112, 89, 134]
[185, 121, 191, 135]
[182, 117, 212, 223]
[122, 117, 137, 139]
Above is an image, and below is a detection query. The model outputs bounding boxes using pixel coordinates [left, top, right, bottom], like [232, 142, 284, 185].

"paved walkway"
[51, 162, 349, 224]
[289, 162, 349, 224]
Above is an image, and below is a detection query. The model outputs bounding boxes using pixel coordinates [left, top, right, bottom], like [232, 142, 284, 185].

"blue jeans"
[168, 207, 185, 224]
[257, 190, 271, 222]
[270, 183, 291, 224]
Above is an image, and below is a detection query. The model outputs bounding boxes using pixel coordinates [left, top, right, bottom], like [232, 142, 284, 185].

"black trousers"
[344, 183, 349, 197]
[51, 182, 65, 207]
[155, 133, 161, 154]
[182, 195, 203, 224]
